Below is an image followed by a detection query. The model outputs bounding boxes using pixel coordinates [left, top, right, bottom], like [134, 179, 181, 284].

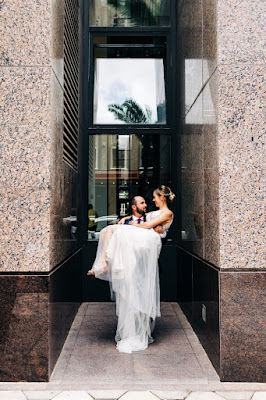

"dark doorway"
[79, 0, 178, 302]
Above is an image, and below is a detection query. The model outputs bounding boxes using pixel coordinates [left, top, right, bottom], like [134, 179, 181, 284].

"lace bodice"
[146, 210, 173, 230]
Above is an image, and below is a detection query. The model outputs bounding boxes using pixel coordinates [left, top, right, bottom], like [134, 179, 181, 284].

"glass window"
[93, 36, 167, 125]
[111, 135, 130, 169]
[89, 0, 170, 27]
[88, 134, 171, 240]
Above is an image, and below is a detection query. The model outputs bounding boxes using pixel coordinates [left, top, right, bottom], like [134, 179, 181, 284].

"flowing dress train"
[91, 210, 172, 353]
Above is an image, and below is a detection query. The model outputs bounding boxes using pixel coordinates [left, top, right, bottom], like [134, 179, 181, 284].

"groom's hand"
[118, 217, 128, 225]
[154, 225, 164, 234]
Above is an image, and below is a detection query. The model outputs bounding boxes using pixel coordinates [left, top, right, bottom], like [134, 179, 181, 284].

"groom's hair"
[130, 196, 138, 209]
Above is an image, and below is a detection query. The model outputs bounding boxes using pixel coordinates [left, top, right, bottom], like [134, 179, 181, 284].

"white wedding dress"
[91, 210, 173, 354]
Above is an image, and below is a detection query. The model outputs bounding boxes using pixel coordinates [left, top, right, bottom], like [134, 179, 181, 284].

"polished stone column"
[0, 0, 82, 381]
[177, 0, 265, 382]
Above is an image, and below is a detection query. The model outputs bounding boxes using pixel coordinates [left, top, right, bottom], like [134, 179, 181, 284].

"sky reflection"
[94, 58, 165, 124]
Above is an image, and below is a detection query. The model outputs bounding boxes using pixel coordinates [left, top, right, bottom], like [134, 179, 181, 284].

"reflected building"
[89, 0, 171, 27]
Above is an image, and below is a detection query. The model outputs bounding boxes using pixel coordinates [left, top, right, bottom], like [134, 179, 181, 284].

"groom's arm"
[118, 215, 132, 225]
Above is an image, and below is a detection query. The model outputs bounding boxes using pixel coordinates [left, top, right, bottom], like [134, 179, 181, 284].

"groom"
[124, 196, 167, 238]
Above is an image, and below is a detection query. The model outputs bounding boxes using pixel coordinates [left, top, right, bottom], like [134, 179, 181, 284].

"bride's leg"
[88, 224, 119, 275]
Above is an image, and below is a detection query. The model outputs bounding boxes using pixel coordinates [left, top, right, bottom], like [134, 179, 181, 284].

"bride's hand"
[154, 225, 164, 234]
[129, 221, 137, 226]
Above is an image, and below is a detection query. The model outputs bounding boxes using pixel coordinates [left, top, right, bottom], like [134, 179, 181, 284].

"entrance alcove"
[49, 0, 221, 386]
[1, 0, 264, 385]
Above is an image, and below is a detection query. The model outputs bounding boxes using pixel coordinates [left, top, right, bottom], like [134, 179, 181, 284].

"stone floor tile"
[216, 391, 254, 399]
[151, 390, 189, 399]
[23, 391, 61, 400]
[53, 392, 93, 400]
[78, 303, 89, 315]
[0, 385, 47, 391]
[251, 393, 266, 400]
[159, 303, 177, 316]
[181, 384, 224, 392]
[85, 303, 116, 317]
[186, 393, 224, 400]
[195, 356, 220, 381]
[142, 335, 194, 355]
[132, 353, 206, 381]
[0, 392, 27, 400]
[183, 329, 202, 347]
[155, 315, 183, 329]
[222, 385, 266, 391]
[88, 390, 126, 399]
[62, 353, 135, 383]
[49, 302, 220, 389]
[120, 392, 158, 400]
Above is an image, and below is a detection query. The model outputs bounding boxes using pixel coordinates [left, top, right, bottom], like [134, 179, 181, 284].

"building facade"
[0, 0, 265, 382]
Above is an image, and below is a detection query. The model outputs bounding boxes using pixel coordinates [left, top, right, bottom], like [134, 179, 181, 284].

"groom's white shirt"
[132, 215, 167, 239]
[132, 215, 144, 223]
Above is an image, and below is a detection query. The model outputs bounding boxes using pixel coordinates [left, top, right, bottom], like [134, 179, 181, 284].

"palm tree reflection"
[108, 99, 152, 124]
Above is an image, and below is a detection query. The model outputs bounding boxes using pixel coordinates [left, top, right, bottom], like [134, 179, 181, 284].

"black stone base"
[0, 249, 82, 382]
[220, 270, 266, 382]
[177, 246, 266, 382]
[0, 275, 49, 381]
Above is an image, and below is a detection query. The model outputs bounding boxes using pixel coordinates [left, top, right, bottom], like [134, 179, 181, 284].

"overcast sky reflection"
[94, 58, 165, 124]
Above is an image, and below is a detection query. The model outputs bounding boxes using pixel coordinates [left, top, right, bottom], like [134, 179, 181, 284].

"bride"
[88, 185, 175, 353]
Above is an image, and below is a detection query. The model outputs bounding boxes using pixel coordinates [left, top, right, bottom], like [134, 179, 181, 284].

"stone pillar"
[217, 0, 265, 382]
[177, 0, 265, 381]
[0, 0, 82, 381]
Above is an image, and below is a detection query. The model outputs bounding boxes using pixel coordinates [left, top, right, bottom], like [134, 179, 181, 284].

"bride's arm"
[132, 210, 173, 229]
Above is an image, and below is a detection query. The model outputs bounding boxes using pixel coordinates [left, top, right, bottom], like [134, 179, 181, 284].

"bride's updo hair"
[155, 185, 175, 204]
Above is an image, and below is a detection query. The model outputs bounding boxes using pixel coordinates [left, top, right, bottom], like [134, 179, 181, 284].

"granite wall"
[179, 0, 265, 270]
[177, 0, 265, 382]
[0, 0, 81, 273]
[0, 0, 82, 381]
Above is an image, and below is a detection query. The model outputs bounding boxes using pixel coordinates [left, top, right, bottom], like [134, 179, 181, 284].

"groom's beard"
[136, 207, 146, 216]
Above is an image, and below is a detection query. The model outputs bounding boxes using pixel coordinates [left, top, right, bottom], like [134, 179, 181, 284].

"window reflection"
[89, 0, 170, 27]
[94, 58, 166, 124]
[92, 36, 167, 125]
[88, 134, 171, 240]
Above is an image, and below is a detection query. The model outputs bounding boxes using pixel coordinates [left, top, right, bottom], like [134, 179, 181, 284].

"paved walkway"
[0, 303, 265, 400]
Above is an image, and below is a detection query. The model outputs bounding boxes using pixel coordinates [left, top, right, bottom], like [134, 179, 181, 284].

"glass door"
[88, 134, 171, 240]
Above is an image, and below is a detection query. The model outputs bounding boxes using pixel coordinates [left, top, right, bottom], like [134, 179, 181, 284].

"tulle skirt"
[91, 224, 162, 353]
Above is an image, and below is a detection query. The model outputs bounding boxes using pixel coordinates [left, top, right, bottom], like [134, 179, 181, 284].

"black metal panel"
[159, 244, 178, 301]
[78, 0, 89, 245]
[82, 242, 111, 302]
[177, 247, 220, 375]
[63, 0, 80, 171]
[49, 250, 82, 375]
[177, 246, 193, 316]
